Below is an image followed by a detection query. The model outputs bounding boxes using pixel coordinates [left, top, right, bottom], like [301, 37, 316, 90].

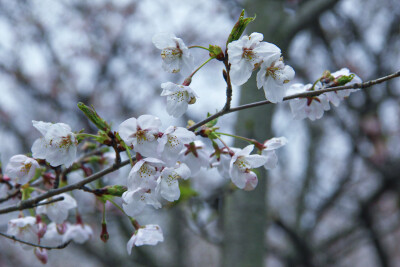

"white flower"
[31, 121, 77, 167]
[228, 32, 281, 85]
[156, 162, 191, 202]
[36, 193, 77, 224]
[157, 126, 196, 166]
[127, 158, 164, 191]
[160, 82, 198, 118]
[127, 224, 164, 254]
[229, 145, 267, 189]
[179, 141, 210, 175]
[62, 223, 93, 244]
[41, 222, 64, 247]
[325, 68, 362, 106]
[288, 84, 330, 121]
[256, 56, 295, 103]
[5, 155, 40, 185]
[118, 115, 161, 158]
[122, 187, 161, 217]
[7, 216, 38, 249]
[152, 33, 194, 75]
[262, 137, 288, 169]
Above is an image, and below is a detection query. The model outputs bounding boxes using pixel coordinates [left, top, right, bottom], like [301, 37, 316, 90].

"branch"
[0, 231, 71, 250]
[0, 159, 131, 214]
[188, 70, 400, 131]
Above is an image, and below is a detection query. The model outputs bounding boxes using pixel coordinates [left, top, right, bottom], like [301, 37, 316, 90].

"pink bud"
[100, 223, 109, 243]
[34, 248, 48, 264]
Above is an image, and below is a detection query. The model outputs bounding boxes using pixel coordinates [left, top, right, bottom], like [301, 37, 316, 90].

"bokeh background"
[0, 0, 400, 266]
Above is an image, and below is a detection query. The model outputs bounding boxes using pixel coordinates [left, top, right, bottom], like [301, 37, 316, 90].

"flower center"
[20, 162, 32, 174]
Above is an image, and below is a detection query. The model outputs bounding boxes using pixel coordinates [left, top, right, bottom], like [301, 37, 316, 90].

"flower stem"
[189, 57, 214, 78]
[106, 197, 126, 216]
[76, 133, 99, 139]
[214, 134, 234, 154]
[215, 132, 254, 144]
[188, 45, 210, 52]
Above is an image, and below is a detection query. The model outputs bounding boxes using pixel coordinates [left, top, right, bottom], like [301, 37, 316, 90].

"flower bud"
[77, 102, 110, 131]
[100, 223, 109, 243]
[226, 10, 255, 45]
[34, 248, 48, 264]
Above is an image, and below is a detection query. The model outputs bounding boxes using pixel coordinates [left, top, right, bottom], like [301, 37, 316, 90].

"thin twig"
[0, 231, 71, 250]
[0, 159, 131, 214]
[188, 70, 400, 131]
[0, 188, 20, 204]
[31, 196, 64, 208]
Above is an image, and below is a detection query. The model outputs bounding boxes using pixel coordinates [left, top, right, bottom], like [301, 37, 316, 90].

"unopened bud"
[78, 102, 110, 131]
[34, 248, 48, 264]
[57, 223, 67, 235]
[226, 10, 256, 45]
[100, 223, 109, 243]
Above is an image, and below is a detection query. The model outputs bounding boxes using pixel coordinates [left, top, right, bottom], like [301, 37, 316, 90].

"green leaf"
[205, 112, 218, 127]
[226, 10, 256, 45]
[78, 102, 111, 131]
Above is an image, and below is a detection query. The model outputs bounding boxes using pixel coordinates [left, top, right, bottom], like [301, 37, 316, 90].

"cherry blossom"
[7, 216, 39, 249]
[179, 141, 210, 175]
[160, 82, 198, 118]
[156, 162, 191, 202]
[122, 187, 161, 217]
[5, 155, 40, 185]
[228, 32, 281, 85]
[324, 68, 362, 106]
[127, 224, 164, 254]
[62, 223, 93, 244]
[31, 121, 78, 167]
[152, 33, 194, 75]
[262, 137, 288, 169]
[41, 222, 64, 247]
[118, 115, 162, 158]
[36, 193, 77, 224]
[256, 56, 295, 103]
[127, 158, 164, 191]
[229, 145, 268, 189]
[288, 83, 330, 121]
[157, 126, 196, 166]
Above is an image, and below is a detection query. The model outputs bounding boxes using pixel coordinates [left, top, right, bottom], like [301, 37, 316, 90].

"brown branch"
[0, 231, 71, 250]
[188, 70, 400, 131]
[0, 159, 131, 214]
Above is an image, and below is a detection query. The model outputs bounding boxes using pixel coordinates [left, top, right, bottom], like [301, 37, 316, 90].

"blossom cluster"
[0, 11, 365, 263]
[287, 68, 362, 121]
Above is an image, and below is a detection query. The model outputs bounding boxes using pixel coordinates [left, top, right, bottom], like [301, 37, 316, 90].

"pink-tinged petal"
[243, 172, 258, 191]
[246, 154, 268, 168]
